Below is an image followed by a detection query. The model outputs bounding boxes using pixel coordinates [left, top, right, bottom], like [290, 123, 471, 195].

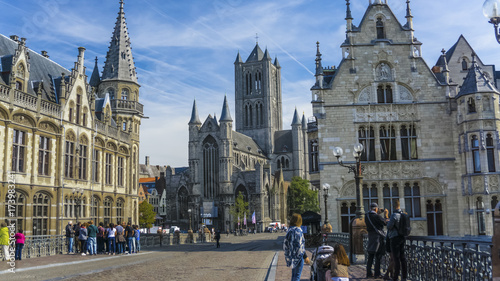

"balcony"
[111, 99, 144, 115]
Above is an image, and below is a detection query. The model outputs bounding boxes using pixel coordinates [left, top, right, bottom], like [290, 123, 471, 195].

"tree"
[229, 192, 249, 228]
[287, 176, 320, 218]
[139, 200, 156, 229]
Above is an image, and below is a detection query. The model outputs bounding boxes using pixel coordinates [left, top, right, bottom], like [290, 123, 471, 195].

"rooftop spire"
[346, 0, 353, 20]
[315, 42, 323, 76]
[457, 52, 499, 97]
[102, 0, 137, 83]
[235, 51, 243, 64]
[220, 95, 233, 122]
[89, 56, 101, 88]
[189, 99, 201, 125]
[291, 108, 301, 126]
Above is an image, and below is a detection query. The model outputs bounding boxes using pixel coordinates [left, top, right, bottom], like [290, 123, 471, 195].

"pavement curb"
[265, 251, 279, 281]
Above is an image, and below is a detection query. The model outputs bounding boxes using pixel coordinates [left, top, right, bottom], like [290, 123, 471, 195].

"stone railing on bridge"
[317, 233, 493, 281]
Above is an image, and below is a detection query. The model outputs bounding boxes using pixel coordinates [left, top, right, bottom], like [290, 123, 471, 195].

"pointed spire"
[89, 56, 101, 88]
[291, 108, 301, 126]
[315, 42, 324, 76]
[102, 0, 137, 83]
[440, 49, 450, 84]
[189, 99, 201, 125]
[263, 48, 272, 61]
[274, 56, 281, 68]
[235, 51, 243, 64]
[246, 43, 264, 62]
[345, 0, 353, 20]
[301, 113, 307, 129]
[220, 95, 233, 122]
[406, 0, 413, 18]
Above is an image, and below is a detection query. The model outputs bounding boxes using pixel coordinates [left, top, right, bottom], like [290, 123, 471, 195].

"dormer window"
[376, 18, 385, 39]
[15, 81, 23, 90]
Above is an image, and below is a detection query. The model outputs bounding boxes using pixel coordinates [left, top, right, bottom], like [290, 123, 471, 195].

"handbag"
[366, 212, 386, 237]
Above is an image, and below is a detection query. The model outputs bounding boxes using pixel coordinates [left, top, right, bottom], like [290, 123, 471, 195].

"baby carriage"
[310, 244, 334, 281]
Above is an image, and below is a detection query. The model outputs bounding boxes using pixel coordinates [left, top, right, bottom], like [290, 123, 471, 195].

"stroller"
[309, 244, 334, 281]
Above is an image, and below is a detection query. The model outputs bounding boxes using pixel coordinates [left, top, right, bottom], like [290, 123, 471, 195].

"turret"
[345, 0, 353, 31]
[315, 42, 324, 89]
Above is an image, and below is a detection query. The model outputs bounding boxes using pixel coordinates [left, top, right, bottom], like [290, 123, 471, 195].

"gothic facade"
[313, 0, 500, 236]
[0, 1, 143, 235]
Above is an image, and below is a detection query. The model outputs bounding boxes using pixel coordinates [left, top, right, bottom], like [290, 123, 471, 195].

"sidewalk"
[273, 250, 385, 281]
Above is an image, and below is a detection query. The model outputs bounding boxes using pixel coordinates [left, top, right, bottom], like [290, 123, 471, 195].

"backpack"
[397, 212, 411, 237]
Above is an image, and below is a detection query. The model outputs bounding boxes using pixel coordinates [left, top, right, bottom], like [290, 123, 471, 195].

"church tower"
[234, 44, 282, 155]
[95, 0, 143, 196]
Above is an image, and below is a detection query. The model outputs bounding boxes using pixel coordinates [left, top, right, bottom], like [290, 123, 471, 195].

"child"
[14, 229, 25, 260]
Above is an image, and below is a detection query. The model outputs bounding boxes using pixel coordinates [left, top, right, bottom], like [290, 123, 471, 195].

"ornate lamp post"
[483, 0, 500, 43]
[322, 183, 330, 224]
[332, 143, 366, 262]
[72, 187, 84, 224]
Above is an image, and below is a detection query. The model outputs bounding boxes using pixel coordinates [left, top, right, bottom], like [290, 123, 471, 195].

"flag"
[252, 211, 256, 224]
[238, 215, 240, 226]
[244, 212, 247, 225]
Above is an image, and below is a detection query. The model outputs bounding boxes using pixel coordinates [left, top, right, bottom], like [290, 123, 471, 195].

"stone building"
[0, 1, 143, 235]
[156, 44, 309, 232]
[313, 0, 500, 236]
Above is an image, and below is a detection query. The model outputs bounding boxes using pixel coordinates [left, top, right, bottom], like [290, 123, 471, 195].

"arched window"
[426, 199, 443, 236]
[91, 196, 100, 225]
[468, 97, 476, 113]
[245, 104, 250, 127]
[121, 89, 129, 100]
[383, 183, 399, 215]
[462, 58, 468, 71]
[203, 136, 219, 199]
[471, 135, 481, 173]
[401, 125, 418, 160]
[487, 134, 496, 172]
[33, 192, 50, 235]
[255, 71, 262, 93]
[38, 136, 51, 176]
[363, 184, 378, 210]
[404, 182, 421, 218]
[266, 185, 271, 218]
[249, 104, 253, 127]
[5, 192, 26, 232]
[277, 158, 281, 169]
[358, 126, 375, 161]
[107, 88, 115, 100]
[340, 202, 356, 233]
[285, 158, 289, 168]
[246, 73, 252, 95]
[377, 85, 393, 103]
[116, 198, 124, 224]
[92, 149, 100, 183]
[376, 18, 385, 39]
[76, 93, 82, 125]
[380, 126, 396, 160]
[309, 139, 319, 172]
[104, 197, 113, 225]
[477, 197, 486, 235]
[15, 81, 23, 90]
[117, 157, 124, 186]
[178, 187, 189, 220]
[235, 185, 248, 202]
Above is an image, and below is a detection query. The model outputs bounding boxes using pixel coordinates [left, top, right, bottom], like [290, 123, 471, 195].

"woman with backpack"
[79, 223, 88, 256]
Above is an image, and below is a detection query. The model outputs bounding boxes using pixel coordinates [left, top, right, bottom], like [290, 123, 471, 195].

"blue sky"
[1, 0, 499, 167]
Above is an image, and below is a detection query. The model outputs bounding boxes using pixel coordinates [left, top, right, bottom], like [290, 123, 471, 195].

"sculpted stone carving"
[377, 63, 391, 81]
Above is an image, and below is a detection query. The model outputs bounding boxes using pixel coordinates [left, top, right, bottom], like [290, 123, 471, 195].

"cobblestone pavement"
[0, 233, 389, 281]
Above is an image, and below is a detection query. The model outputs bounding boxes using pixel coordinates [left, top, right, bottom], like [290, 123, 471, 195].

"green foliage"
[139, 200, 156, 229]
[287, 176, 320, 218]
[229, 192, 250, 227]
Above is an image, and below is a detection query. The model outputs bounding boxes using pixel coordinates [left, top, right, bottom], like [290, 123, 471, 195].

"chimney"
[145, 156, 150, 166]
[41, 51, 49, 58]
[10, 35, 19, 42]
[77, 47, 85, 70]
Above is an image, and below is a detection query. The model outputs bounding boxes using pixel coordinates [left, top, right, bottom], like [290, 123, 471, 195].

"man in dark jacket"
[65, 221, 75, 254]
[387, 200, 408, 281]
[365, 202, 388, 278]
[73, 222, 81, 253]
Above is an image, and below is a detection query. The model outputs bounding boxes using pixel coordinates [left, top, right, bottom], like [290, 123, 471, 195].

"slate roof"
[0, 34, 70, 103]
[220, 95, 232, 122]
[274, 130, 292, 154]
[246, 43, 264, 62]
[457, 58, 499, 98]
[232, 131, 266, 157]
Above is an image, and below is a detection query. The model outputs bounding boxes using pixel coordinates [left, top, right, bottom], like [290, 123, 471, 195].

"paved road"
[2, 233, 284, 281]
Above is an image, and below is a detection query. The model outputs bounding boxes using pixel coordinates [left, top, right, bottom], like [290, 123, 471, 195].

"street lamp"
[322, 183, 330, 224]
[483, 0, 500, 44]
[332, 143, 365, 217]
[72, 187, 84, 223]
[333, 143, 365, 263]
